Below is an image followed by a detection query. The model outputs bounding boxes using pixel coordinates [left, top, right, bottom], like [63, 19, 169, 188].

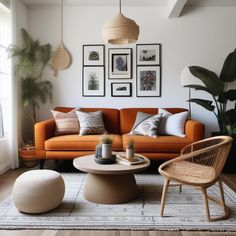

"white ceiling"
[21, 0, 236, 7]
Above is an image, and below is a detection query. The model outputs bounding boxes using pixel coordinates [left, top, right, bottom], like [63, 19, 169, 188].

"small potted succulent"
[101, 135, 113, 159]
[126, 140, 135, 160]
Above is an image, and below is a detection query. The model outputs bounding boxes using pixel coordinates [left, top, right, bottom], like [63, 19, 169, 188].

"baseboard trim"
[0, 162, 10, 175]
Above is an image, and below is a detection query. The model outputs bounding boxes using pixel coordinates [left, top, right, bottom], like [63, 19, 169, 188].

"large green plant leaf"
[189, 66, 224, 96]
[184, 85, 214, 95]
[224, 89, 236, 101]
[220, 49, 236, 82]
[188, 98, 215, 111]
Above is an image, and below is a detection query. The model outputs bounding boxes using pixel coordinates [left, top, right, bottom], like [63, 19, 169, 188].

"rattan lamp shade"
[102, 13, 139, 44]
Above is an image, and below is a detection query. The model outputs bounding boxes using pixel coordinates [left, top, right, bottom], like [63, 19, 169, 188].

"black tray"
[94, 155, 116, 164]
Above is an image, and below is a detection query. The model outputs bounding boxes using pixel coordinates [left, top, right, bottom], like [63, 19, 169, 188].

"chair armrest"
[34, 119, 55, 158]
[185, 119, 205, 142]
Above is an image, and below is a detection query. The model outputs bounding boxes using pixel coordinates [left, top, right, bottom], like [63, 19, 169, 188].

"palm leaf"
[188, 98, 215, 111]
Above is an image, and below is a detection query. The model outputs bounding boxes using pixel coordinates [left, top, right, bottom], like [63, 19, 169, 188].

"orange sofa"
[35, 107, 205, 168]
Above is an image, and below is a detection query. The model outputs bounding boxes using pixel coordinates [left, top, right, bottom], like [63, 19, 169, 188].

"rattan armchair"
[158, 136, 233, 221]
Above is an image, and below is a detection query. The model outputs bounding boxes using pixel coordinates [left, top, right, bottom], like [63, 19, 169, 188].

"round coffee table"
[73, 154, 150, 204]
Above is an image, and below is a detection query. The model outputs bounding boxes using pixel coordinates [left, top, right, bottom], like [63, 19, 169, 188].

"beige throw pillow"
[75, 110, 107, 136]
[51, 109, 80, 135]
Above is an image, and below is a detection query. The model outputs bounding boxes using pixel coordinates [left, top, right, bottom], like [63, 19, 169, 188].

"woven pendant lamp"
[102, 0, 139, 44]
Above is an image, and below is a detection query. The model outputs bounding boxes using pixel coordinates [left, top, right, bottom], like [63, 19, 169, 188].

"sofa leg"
[40, 160, 45, 169]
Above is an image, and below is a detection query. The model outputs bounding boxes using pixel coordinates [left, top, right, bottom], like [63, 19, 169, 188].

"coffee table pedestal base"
[84, 173, 138, 204]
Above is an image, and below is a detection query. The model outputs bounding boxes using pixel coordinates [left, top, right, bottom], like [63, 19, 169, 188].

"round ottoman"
[12, 170, 65, 214]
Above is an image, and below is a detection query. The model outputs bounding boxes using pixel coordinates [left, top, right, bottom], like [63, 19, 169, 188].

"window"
[0, 4, 11, 138]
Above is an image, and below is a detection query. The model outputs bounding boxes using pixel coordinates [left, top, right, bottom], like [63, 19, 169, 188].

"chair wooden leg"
[200, 179, 230, 221]
[179, 185, 182, 194]
[201, 187, 210, 221]
[160, 179, 170, 217]
[218, 178, 228, 216]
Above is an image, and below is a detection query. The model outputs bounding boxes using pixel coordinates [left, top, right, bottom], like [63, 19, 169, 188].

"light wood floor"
[0, 169, 236, 236]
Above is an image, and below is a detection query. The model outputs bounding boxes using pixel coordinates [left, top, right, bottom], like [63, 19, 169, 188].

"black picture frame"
[136, 65, 161, 97]
[136, 44, 161, 66]
[82, 66, 105, 97]
[108, 48, 132, 79]
[111, 82, 132, 97]
[83, 44, 105, 66]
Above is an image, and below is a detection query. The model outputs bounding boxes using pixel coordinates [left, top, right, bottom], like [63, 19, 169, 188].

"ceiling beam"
[167, 0, 187, 18]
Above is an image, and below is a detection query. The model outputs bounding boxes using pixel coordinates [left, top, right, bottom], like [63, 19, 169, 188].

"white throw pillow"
[158, 109, 188, 137]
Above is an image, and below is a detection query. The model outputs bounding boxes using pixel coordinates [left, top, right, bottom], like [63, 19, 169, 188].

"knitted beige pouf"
[12, 170, 65, 214]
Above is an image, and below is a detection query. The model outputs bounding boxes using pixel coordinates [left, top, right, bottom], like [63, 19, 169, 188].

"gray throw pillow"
[75, 110, 107, 136]
[130, 112, 162, 138]
[158, 109, 188, 137]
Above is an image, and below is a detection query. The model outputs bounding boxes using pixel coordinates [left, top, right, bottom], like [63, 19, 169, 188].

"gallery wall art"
[82, 43, 161, 98]
[108, 48, 132, 79]
[82, 44, 105, 97]
[136, 44, 161, 97]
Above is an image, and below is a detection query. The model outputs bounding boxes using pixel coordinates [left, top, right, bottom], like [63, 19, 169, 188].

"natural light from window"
[0, 3, 11, 139]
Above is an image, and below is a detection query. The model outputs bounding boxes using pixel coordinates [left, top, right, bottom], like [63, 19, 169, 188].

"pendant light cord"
[119, 0, 121, 13]
[61, 0, 64, 43]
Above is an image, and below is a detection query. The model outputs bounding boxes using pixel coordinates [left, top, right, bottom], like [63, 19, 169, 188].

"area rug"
[0, 173, 236, 231]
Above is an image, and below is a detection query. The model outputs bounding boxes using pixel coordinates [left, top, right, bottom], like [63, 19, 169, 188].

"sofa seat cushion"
[122, 134, 192, 153]
[45, 134, 122, 151]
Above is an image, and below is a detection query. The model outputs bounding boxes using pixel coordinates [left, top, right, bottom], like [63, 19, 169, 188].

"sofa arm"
[34, 119, 55, 158]
[185, 119, 205, 142]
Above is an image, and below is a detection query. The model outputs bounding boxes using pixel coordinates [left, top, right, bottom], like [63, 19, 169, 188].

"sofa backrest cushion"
[54, 107, 120, 134]
[120, 108, 188, 134]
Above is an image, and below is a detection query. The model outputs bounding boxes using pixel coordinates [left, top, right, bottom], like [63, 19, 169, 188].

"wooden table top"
[73, 153, 150, 175]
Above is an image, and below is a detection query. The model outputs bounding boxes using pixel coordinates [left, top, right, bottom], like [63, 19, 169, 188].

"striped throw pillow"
[51, 109, 80, 135]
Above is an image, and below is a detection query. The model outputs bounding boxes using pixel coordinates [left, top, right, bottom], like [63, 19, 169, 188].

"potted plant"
[8, 28, 53, 144]
[100, 135, 113, 159]
[126, 140, 135, 160]
[183, 49, 236, 172]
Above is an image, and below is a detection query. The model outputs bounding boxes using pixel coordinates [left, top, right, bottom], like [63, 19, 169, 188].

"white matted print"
[136, 66, 161, 97]
[136, 44, 161, 65]
[108, 48, 132, 79]
[83, 67, 105, 97]
[111, 83, 132, 97]
[83, 45, 105, 66]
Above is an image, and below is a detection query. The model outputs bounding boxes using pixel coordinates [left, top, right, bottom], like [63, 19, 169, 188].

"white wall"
[28, 5, 236, 136]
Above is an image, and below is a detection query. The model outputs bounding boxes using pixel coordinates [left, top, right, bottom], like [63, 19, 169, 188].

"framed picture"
[108, 48, 132, 79]
[136, 44, 161, 66]
[111, 83, 132, 97]
[83, 44, 105, 66]
[136, 66, 161, 97]
[83, 66, 105, 97]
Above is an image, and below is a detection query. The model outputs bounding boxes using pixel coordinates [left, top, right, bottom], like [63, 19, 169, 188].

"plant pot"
[211, 132, 236, 173]
[102, 144, 112, 159]
[126, 148, 134, 160]
[19, 149, 39, 168]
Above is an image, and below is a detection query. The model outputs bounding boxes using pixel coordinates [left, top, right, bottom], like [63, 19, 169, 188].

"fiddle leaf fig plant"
[184, 49, 236, 136]
[8, 28, 53, 124]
